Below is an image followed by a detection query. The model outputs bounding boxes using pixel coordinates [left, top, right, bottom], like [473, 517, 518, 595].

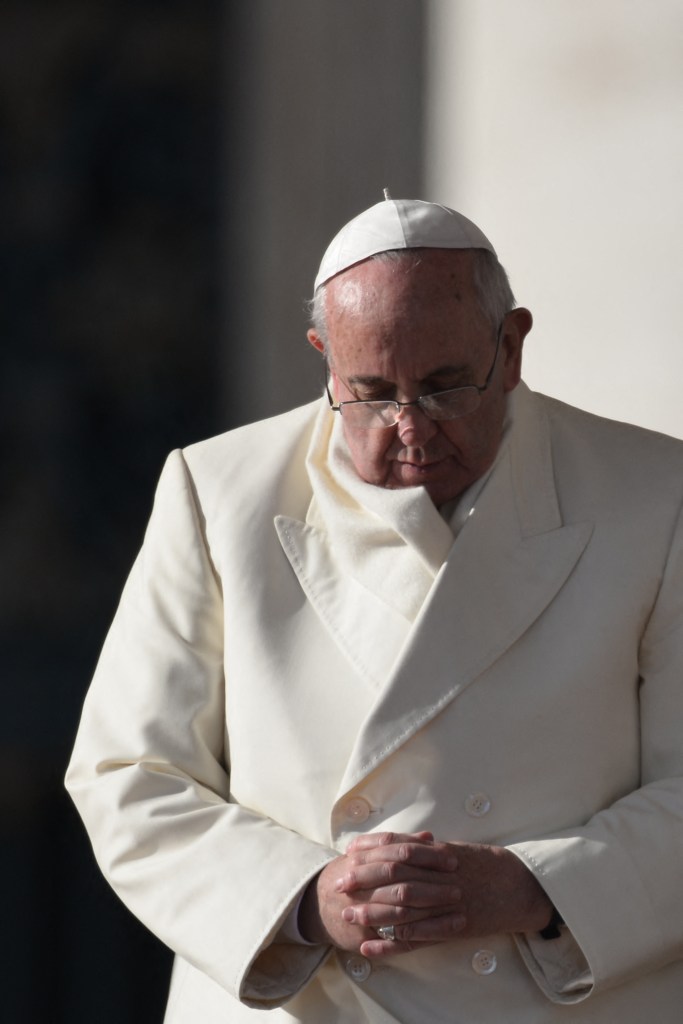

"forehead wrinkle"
[346, 373, 387, 386]
[324, 251, 491, 383]
[328, 254, 483, 333]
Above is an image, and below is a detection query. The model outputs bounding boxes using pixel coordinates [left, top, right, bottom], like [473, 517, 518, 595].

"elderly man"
[66, 198, 683, 1023]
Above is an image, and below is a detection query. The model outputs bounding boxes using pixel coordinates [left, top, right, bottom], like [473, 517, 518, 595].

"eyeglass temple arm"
[325, 381, 341, 412]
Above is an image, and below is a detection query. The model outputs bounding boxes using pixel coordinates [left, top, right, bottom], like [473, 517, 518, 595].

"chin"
[424, 482, 465, 507]
[424, 466, 478, 506]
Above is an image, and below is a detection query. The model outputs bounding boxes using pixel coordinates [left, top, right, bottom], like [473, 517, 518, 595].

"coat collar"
[276, 384, 593, 788]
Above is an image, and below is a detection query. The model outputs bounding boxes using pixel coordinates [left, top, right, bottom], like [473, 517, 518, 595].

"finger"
[395, 912, 467, 943]
[342, 893, 462, 927]
[345, 838, 458, 873]
[347, 830, 434, 853]
[335, 857, 458, 895]
[360, 912, 466, 957]
[359, 938, 439, 958]
[341, 876, 462, 914]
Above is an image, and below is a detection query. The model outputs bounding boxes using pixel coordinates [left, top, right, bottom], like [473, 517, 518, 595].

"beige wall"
[426, 0, 683, 438]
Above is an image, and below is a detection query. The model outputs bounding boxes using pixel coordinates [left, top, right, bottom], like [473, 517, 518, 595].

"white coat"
[66, 382, 683, 1022]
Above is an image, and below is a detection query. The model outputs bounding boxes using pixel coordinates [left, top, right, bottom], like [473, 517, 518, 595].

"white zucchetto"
[314, 196, 496, 291]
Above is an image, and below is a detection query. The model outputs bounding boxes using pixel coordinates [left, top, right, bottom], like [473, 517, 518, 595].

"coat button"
[343, 797, 371, 824]
[464, 792, 491, 817]
[472, 949, 497, 975]
[344, 955, 372, 983]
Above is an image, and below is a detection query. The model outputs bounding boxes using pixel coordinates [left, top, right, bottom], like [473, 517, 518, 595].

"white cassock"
[66, 381, 683, 1022]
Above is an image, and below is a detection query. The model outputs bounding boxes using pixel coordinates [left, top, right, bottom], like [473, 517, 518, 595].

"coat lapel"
[275, 514, 414, 690]
[274, 405, 454, 691]
[337, 384, 594, 793]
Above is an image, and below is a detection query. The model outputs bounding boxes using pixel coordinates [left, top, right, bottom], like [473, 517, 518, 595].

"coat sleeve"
[65, 449, 337, 1008]
[509, 501, 683, 1003]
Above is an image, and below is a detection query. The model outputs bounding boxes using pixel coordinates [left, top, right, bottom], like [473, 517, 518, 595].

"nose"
[395, 403, 438, 446]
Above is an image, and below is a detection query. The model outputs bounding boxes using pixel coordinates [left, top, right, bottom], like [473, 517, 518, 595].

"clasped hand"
[299, 831, 552, 958]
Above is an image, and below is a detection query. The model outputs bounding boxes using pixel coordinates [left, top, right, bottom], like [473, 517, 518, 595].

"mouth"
[397, 445, 425, 464]
[396, 446, 443, 469]
[392, 450, 452, 487]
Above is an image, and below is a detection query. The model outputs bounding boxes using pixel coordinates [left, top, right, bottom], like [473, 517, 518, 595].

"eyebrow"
[347, 365, 474, 388]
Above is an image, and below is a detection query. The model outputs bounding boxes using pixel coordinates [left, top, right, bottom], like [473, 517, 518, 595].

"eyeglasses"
[326, 321, 504, 430]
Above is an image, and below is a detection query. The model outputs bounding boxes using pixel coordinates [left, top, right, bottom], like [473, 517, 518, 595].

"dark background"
[3, 3, 225, 1021]
[1, 2, 425, 1020]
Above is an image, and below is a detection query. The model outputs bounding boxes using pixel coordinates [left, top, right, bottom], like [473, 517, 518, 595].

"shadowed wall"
[1, 2, 425, 1021]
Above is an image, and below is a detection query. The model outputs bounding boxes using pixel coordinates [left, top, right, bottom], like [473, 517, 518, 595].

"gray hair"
[307, 248, 515, 353]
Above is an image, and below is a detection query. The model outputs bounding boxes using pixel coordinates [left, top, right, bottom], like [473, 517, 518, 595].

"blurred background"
[2, 1, 681, 1021]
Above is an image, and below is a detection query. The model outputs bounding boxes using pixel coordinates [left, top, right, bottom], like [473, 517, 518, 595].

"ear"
[307, 328, 325, 354]
[501, 307, 532, 392]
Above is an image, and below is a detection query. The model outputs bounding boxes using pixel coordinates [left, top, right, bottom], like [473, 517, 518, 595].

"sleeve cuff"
[514, 928, 594, 1003]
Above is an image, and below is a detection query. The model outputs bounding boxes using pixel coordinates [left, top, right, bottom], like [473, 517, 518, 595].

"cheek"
[343, 425, 395, 484]
[440, 419, 481, 452]
[440, 404, 504, 461]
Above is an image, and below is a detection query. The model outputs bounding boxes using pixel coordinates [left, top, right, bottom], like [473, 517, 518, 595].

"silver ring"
[375, 925, 397, 941]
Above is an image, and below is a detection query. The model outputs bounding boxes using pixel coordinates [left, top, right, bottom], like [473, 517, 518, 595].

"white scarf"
[305, 407, 456, 623]
[305, 400, 512, 625]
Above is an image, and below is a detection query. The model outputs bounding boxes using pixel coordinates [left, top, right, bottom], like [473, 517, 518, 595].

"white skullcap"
[314, 194, 496, 291]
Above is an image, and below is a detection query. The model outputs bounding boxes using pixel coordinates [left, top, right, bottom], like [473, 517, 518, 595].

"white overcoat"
[66, 382, 683, 1022]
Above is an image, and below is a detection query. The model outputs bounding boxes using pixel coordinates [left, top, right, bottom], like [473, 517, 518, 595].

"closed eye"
[422, 371, 474, 393]
[346, 378, 396, 401]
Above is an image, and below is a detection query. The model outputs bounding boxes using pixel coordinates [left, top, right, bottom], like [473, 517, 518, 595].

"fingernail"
[342, 908, 355, 923]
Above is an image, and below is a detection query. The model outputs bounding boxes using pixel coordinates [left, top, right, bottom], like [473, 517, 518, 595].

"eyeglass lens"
[340, 387, 482, 428]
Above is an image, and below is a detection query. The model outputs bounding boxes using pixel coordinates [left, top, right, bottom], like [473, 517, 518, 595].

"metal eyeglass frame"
[325, 319, 505, 429]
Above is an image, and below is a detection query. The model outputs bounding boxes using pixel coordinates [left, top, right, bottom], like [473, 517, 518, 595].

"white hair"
[307, 248, 515, 353]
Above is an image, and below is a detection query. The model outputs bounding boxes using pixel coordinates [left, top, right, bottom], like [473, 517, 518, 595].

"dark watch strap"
[539, 907, 565, 940]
